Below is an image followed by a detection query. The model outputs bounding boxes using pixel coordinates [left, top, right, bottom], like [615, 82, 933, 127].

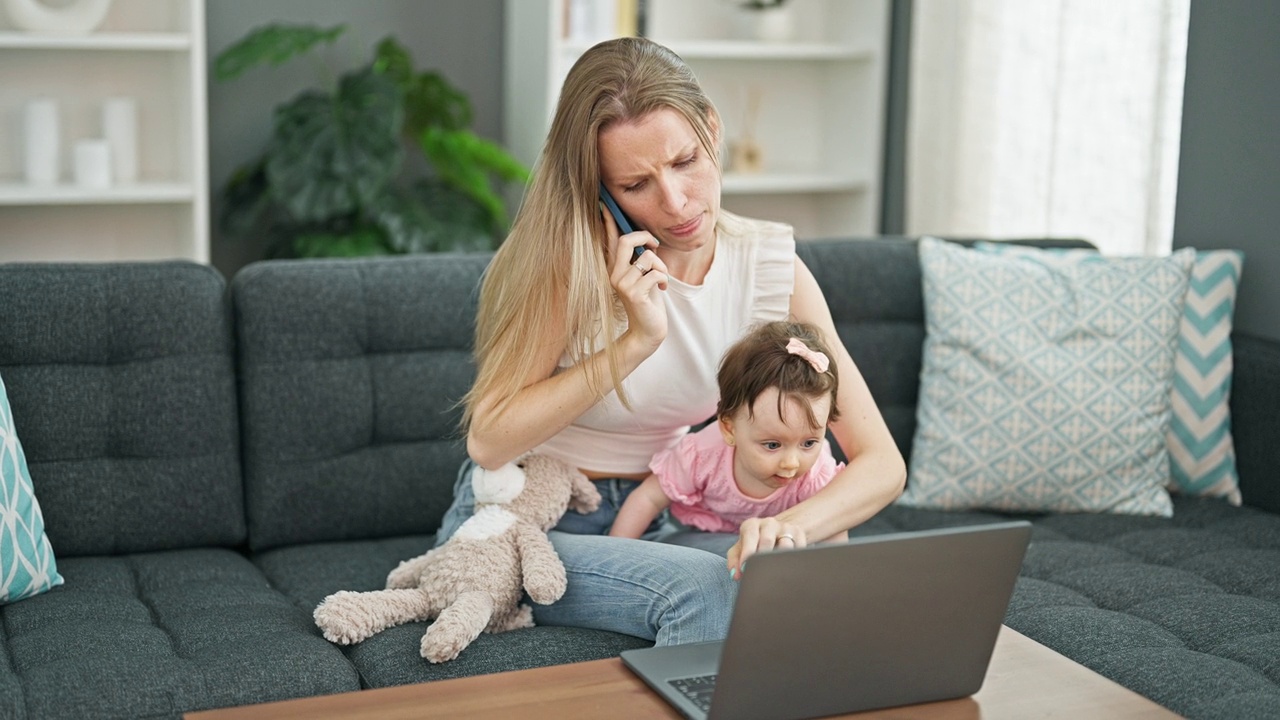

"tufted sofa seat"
[860, 498, 1280, 718]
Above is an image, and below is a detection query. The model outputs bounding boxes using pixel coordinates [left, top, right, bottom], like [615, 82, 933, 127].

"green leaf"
[218, 160, 270, 237]
[266, 69, 404, 223]
[405, 72, 472, 135]
[290, 226, 392, 257]
[369, 182, 494, 253]
[420, 127, 530, 231]
[214, 24, 346, 82]
[372, 36, 415, 91]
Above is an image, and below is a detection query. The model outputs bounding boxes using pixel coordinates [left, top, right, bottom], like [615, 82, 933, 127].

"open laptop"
[621, 521, 1032, 720]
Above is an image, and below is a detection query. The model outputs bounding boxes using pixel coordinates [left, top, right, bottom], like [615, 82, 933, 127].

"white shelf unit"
[504, 0, 889, 239]
[0, 0, 208, 263]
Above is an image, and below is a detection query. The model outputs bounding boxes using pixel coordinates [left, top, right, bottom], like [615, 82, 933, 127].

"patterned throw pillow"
[900, 237, 1194, 516]
[1, 372, 64, 604]
[974, 243, 1245, 505]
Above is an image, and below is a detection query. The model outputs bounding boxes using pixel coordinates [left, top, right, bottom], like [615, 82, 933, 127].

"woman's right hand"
[601, 203, 669, 353]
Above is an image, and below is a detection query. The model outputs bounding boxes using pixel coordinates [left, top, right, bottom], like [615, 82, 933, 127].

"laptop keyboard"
[669, 673, 718, 712]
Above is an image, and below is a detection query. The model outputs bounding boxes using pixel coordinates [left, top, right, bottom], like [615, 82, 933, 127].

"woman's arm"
[466, 209, 669, 470]
[608, 475, 672, 539]
[729, 256, 906, 572]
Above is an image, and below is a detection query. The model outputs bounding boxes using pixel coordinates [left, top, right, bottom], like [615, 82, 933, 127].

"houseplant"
[215, 24, 529, 257]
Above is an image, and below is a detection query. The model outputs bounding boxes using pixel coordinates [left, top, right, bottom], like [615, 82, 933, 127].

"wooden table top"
[186, 626, 1181, 720]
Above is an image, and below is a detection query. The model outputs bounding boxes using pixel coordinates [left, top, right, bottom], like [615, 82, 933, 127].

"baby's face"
[720, 388, 831, 499]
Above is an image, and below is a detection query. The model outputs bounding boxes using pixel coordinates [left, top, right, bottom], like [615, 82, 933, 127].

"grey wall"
[1172, 0, 1280, 342]
[205, 0, 504, 279]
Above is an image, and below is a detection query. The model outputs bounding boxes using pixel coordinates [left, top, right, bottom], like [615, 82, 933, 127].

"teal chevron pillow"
[1, 372, 64, 605]
[901, 238, 1193, 516]
[974, 243, 1245, 505]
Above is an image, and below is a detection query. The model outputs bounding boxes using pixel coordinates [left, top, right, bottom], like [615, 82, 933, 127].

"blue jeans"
[433, 459, 738, 646]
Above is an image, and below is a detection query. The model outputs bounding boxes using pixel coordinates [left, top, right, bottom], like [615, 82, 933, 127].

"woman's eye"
[676, 154, 697, 168]
[622, 181, 644, 193]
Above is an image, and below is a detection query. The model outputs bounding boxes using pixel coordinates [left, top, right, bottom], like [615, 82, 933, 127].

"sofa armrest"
[1230, 332, 1280, 514]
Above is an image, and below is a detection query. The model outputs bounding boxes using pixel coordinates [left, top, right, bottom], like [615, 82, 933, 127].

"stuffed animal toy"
[313, 453, 602, 663]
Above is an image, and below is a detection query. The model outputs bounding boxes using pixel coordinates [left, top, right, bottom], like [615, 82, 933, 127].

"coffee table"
[186, 626, 1180, 719]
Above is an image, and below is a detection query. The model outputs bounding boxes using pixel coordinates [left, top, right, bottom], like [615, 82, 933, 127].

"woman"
[437, 37, 905, 646]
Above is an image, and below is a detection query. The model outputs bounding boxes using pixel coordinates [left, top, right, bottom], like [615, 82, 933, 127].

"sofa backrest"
[797, 237, 1095, 462]
[0, 262, 244, 556]
[232, 254, 488, 552]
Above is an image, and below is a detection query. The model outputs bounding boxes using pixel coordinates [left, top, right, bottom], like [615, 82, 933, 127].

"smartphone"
[599, 182, 647, 263]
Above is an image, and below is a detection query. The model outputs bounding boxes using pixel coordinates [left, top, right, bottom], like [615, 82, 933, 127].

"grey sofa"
[0, 237, 1275, 719]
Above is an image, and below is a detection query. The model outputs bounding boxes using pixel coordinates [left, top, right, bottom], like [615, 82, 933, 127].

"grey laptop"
[620, 521, 1032, 720]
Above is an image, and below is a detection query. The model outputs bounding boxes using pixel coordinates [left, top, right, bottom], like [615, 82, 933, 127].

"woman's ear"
[707, 108, 723, 153]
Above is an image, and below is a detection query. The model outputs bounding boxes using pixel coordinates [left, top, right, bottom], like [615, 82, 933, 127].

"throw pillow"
[975, 243, 1245, 505]
[900, 237, 1194, 516]
[1, 371, 64, 604]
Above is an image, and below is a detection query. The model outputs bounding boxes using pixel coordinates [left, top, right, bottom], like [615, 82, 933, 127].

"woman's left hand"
[727, 517, 805, 580]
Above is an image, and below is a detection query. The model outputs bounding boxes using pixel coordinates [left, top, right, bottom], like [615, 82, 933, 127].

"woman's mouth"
[667, 214, 702, 238]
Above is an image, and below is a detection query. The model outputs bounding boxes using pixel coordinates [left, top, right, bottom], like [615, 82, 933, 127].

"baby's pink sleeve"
[796, 445, 844, 500]
[651, 436, 704, 506]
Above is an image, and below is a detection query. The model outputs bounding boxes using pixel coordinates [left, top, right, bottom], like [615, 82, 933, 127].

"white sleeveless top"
[535, 214, 796, 475]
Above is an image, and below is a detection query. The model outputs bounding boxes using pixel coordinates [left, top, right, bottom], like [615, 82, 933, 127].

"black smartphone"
[599, 182, 647, 263]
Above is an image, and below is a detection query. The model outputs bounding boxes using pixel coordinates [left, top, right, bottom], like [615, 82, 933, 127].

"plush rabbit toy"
[313, 453, 602, 663]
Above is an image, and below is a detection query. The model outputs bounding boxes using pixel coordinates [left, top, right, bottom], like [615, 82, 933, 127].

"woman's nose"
[656, 176, 686, 213]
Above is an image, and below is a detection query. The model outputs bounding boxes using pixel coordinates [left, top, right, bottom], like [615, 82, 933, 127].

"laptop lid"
[621, 521, 1032, 720]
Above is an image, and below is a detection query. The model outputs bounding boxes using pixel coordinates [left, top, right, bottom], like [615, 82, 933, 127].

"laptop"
[620, 521, 1032, 720]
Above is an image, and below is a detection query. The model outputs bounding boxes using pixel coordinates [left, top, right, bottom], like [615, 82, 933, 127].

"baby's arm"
[608, 475, 672, 539]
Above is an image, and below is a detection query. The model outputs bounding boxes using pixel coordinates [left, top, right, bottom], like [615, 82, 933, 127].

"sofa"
[0, 237, 1276, 719]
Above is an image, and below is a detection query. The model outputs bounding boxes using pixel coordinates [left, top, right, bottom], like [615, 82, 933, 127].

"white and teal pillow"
[900, 237, 1194, 516]
[1, 372, 64, 605]
[974, 243, 1245, 505]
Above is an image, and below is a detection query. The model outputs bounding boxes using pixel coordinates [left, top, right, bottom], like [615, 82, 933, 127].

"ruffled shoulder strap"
[720, 210, 796, 324]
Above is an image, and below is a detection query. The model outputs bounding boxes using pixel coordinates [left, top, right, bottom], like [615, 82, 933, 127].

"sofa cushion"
[1, 371, 63, 604]
[900, 238, 1193, 516]
[795, 236, 1098, 463]
[0, 262, 244, 556]
[976, 243, 1247, 505]
[232, 255, 489, 551]
[0, 548, 358, 718]
[253, 536, 651, 686]
[867, 496, 1280, 718]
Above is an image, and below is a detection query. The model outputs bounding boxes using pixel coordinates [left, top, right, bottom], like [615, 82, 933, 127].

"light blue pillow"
[1, 371, 64, 604]
[900, 238, 1194, 516]
[975, 242, 1245, 505]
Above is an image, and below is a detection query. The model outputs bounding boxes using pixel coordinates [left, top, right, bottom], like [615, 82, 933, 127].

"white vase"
[2, 0, 112, 35]
[74, 139, 111, 189]
[735, 6, 796, 43]
[102, 97, 138, 183]
[23, 98, 59, 186]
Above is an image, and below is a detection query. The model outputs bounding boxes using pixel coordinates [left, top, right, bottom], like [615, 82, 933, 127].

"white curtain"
[906, 0, 1189, 256]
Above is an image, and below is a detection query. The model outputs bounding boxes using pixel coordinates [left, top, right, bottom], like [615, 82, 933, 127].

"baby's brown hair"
[716, 321, 840, 429]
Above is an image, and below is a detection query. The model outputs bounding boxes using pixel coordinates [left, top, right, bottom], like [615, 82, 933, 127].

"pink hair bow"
[786, 338, 830, 373]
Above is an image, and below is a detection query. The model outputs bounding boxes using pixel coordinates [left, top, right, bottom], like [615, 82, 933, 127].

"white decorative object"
[23, 98, 59, 186]
[2, 0, 111, 35]
[73, 139, 111, 189]
[734, 3, 796, 43]
[102, 97, 138, 183]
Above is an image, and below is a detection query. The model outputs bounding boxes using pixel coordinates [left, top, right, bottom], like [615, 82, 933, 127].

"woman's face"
[597, 108, 721, 254]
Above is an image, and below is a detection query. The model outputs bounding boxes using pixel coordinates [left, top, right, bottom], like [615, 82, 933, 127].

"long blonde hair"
[462, 37, 721, 431]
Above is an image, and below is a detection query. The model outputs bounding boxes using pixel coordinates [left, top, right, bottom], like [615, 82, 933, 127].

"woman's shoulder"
[717, 209, 794, 250]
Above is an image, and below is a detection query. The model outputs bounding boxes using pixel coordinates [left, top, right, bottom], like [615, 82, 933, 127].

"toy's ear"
[472, 462, 526, 504]
[567, 470, 602, 515]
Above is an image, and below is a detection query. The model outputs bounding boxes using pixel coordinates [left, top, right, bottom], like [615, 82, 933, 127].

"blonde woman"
[435, 37, 905, 645]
